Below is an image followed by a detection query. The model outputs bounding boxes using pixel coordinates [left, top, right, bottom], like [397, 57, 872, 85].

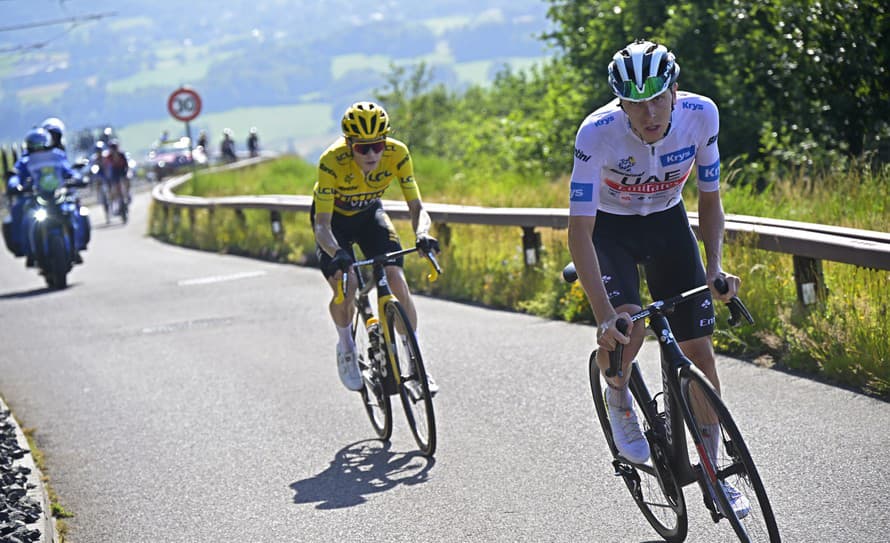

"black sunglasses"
[353, 141, 386, 155]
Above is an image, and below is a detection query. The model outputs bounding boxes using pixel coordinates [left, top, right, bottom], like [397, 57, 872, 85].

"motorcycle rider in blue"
[6, 127, 87, 265]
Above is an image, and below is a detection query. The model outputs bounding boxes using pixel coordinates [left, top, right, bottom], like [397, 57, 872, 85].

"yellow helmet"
[341, 101, 390, 140]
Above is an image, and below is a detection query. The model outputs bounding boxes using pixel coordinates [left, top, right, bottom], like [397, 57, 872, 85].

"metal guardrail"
[151, 160, 890, 305]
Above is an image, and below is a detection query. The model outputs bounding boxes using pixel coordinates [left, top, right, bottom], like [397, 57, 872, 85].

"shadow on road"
[0, 283, 78, 299]
[290, 439, 435, 509]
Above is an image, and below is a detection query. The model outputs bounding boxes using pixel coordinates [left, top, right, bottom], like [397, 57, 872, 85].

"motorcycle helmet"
[25, 128, 51, 153]
[607, 40, 680, 102]
[341, 101, 390, 140]
[42, 117, 66, 137]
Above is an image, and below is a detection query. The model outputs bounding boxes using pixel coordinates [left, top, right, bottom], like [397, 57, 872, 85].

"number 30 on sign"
[167, 87, 202, 122]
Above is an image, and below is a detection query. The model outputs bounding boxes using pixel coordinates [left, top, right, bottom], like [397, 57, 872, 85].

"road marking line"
[177, 270, 267, 286]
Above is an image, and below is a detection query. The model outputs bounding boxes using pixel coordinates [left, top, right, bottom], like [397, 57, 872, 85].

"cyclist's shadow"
[290, 439, 435, 510]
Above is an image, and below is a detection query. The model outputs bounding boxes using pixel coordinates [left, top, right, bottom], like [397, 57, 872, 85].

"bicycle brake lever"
[334, 271, 348, 305]
[727, 298, 755, 327]
[425, 251, 442, 282]
[713, 276, 754, 327]
[605, 319, 628, 378]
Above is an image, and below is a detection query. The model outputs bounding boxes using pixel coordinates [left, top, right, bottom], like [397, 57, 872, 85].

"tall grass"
[149, 156, 890, 398]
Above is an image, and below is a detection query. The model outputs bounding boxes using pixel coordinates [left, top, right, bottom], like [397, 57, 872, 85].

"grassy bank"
[149, 155, 890, 398]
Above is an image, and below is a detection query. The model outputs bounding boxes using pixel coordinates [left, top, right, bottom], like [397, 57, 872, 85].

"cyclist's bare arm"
[407, 198, 432, 238]
[697, 190, 740, 301]
[567, 214, 632, 349]
[313, 211, 341, 258]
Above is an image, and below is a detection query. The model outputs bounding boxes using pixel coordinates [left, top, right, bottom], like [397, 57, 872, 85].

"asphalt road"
[0, 190, 888, 542]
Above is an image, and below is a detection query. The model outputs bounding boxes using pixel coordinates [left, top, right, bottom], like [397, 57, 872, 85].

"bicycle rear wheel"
[680, 368, 780, 542]
[354, 312, 392, 441]
[384, 300, 436, 456]
[589, 351, 688, 542]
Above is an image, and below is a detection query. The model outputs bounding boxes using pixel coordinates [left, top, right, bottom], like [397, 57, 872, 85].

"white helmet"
[607, 40, 680, 102]
[41, 117, 66, 137]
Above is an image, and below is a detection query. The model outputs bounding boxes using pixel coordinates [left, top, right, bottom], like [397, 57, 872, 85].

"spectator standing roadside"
[247, 127, 260, 157]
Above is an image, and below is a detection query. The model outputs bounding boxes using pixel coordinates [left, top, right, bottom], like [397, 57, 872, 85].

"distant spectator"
[247, 127, 260, 157]
[220, 129, 236, 162]
[197, 130, 208, 152]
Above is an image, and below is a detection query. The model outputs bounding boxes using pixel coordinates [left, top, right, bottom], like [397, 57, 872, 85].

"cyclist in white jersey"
[567, 39, 749, 516]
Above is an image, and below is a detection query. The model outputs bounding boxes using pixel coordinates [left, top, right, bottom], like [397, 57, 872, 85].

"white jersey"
[569, 91, 721, 217]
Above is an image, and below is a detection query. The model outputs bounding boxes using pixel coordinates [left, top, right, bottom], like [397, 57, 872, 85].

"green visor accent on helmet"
[622, 75, 667, 101]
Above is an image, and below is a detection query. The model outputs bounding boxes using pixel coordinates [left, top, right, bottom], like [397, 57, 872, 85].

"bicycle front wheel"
[680, 368, 780, 542]
[589, 351, 688, 543]
[354, 312, 392, 441]
[384, 300, 436, 456]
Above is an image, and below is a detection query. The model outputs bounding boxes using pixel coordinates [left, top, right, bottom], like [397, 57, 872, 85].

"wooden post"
[433, 222, 451, 247]
[270, 210, 283, 240]
[522, 226, 541, 267]
[793, 255, 827, 305]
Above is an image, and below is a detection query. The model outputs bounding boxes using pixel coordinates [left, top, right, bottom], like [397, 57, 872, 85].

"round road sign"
[167, 87, 202, 122]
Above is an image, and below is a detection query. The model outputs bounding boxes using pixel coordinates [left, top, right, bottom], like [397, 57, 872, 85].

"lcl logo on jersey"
[367, 170, 393, 184]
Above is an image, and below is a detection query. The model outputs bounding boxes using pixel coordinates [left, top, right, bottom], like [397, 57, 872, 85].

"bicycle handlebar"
[333, 246, 442, 305]
[564, 261, 755, 377]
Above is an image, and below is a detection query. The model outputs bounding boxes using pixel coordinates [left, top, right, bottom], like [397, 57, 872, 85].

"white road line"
[177, 270, 267, 286]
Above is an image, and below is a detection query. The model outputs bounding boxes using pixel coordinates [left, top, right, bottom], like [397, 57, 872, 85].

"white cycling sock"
[337, 324, 354, 351]
[606, 383, 633, 410]
[701, 423, 721, 466]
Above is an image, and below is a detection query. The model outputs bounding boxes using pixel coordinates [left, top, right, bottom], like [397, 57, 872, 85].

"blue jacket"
[13, 148, 76, 192]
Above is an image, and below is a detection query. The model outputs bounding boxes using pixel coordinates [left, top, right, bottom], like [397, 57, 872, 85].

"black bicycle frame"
[629, 309, 704, 487]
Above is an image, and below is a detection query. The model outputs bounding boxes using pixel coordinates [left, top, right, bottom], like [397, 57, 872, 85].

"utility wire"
[0, 11, 116, 33]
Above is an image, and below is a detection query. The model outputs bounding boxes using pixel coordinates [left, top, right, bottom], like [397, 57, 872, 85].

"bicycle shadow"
[290, 439, 435, 510]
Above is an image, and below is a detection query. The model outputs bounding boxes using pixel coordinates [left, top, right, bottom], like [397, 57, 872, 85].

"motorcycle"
[3, 164, 90, 289]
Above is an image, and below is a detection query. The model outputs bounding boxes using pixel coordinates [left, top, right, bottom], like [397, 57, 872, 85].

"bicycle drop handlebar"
[333, 246, 442, 305]
[602, 275, 754, 379]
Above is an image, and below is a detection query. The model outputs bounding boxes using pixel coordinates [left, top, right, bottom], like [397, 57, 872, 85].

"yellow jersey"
[313, 136, 421, 216]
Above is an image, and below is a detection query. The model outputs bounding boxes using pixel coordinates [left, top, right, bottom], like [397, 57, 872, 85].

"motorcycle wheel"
[46, 234, 68, 289]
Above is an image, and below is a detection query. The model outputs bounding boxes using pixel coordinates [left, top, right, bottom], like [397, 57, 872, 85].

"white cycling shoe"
[336, 344, 362, 391]
[606, 387, 650, 464]
[720, 481, 752, 519]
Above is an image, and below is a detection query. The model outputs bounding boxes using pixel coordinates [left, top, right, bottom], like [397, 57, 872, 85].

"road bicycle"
[336, 245, 442, 457]
[563, 263, 780, 542]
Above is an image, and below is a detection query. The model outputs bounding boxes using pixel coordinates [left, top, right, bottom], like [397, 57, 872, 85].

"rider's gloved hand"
[415, 234, 440, 255]
[326, 248, 353, 276]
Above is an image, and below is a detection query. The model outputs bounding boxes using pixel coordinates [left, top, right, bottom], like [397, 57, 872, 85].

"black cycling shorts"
[592, 202, 715, 342]
[310, 199, 404, 279]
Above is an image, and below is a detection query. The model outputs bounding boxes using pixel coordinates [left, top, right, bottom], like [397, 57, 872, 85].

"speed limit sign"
[167, 87, 202, 122]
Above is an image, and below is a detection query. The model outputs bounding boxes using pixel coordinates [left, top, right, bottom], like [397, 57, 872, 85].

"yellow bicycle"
[336, 245, 442, 456]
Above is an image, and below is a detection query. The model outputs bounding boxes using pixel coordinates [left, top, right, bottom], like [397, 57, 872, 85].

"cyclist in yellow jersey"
[311, 101, 440, 392]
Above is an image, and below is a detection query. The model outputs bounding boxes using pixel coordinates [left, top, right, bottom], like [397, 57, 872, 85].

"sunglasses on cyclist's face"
[352, 140, 386, 155]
